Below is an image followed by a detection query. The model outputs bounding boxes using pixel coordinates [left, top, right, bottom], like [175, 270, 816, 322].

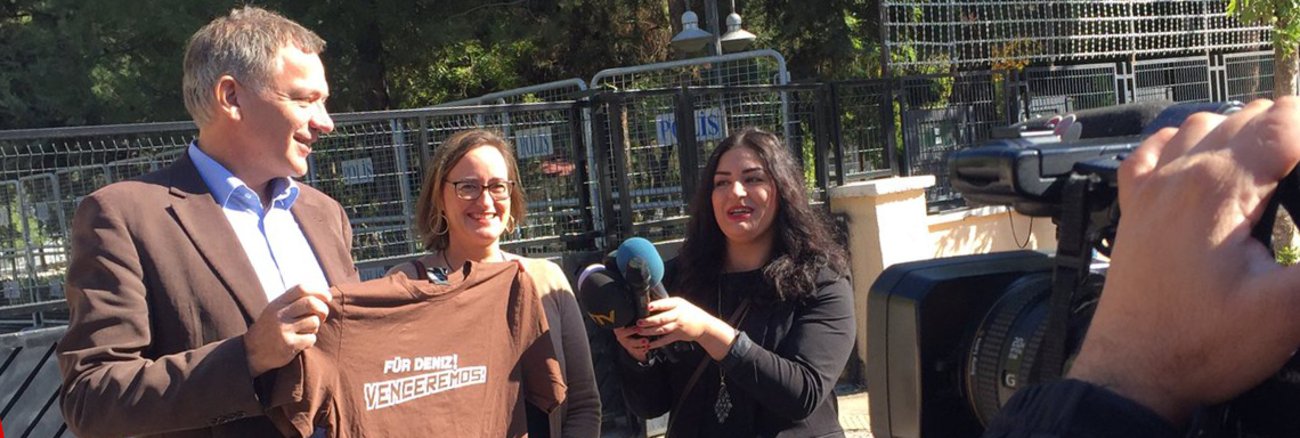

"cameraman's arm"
[983, 379, 1180, 438]
[1004, 98, 1300, 432]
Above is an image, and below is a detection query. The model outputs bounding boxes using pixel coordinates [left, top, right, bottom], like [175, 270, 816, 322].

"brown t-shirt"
[267, 260, 567, 437]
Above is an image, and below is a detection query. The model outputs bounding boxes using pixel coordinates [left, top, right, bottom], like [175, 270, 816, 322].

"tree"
[1227, 0, 1300, 254]
[1227, 0, 1300, 97]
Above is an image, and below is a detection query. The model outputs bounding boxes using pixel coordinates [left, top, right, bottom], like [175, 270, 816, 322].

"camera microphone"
[575, 237, 669, 331]
[1063, 99, 1172, 139]
[575, 264, 639, 329]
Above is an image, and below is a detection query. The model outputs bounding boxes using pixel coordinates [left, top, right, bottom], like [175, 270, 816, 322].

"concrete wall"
[829, 176, 1057, 383]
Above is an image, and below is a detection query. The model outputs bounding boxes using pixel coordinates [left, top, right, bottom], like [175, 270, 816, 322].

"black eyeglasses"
[446, 180, 514, 201]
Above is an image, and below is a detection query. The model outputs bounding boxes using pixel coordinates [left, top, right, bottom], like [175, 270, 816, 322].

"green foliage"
[0, 1, 888, 129]
[1228, 0, 1300, 56]
[1278, 244, 1300, 266]
[0, 0, 224, 128]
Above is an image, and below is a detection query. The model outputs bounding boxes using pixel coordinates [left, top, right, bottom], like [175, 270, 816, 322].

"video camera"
[866, 100, 1300, 437]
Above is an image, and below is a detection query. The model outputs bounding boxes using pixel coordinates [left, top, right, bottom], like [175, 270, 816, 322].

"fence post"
[827, 83, 846, 187]
[887, 78, 901, 177]
[392, 119, 416, 254]
[609, 96, 635, 242]
[813, 85, 834, 200]
[590, 94, 621, 246]
[569, 101, 597, 251]
[16, 183, 35, 305]
[675, 87, 699, 204]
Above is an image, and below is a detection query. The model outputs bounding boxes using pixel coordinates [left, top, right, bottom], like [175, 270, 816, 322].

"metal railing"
[0, 50, 1280, 324]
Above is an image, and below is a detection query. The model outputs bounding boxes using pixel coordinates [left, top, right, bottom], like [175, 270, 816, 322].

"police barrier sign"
[654, 107, 727, 146]
[515, 126, 554, 159]
[342, 157, 375, 185]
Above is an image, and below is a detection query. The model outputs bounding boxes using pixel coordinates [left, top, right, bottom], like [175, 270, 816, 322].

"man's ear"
[214, 75, 241, 121]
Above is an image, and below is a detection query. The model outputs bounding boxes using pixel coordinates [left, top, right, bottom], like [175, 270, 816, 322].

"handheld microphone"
[615, 237, 667, 300]
[575, 264, 638, 329]
[615, 237, 691, 363]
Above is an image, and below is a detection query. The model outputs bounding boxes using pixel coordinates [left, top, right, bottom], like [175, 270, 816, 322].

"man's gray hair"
[182, 6, 326, 126]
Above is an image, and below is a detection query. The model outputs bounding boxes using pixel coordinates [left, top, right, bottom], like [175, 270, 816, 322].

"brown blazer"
[57, 153, 359, 438]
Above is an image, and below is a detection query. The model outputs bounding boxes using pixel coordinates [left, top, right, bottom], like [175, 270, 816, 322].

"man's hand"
[1068, 97, 1300, 425]
[244, 285, 331, 376]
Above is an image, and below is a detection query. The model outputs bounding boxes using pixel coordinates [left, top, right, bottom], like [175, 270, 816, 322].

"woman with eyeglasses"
[388, 129, 600, 437]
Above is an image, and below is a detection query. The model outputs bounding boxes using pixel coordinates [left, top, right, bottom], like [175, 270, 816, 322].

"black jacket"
[983, 379, 1180, 438]
[617, 266, 856, 437]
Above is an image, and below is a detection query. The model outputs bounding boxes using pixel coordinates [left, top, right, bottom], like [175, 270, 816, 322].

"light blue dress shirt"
[188, 143, 329, 301]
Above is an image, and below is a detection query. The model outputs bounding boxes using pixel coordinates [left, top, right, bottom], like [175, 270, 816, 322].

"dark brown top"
[268, 260, 566, 437]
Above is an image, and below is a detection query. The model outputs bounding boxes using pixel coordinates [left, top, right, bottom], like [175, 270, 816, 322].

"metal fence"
[0, 50, 1279, 324]
[882, 0, 1271, 72]
[1221, 50, 1276, 101]
[590, 85, 848, 244]
[435, 78, 590, 107]
[590, 49, 789, 91]
[0, 48, 1282, 437]
[897, 70, 1011, 210]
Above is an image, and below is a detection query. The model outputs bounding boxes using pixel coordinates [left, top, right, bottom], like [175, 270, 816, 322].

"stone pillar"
[828, 175, 935, 384]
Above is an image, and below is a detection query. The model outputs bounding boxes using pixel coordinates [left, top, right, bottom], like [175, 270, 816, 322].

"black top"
[982, 379, 1180, 438]
[617, 265, 856, 438]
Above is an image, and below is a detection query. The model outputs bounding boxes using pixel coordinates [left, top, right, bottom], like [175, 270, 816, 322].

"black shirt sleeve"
[716, 272, 856, 421]
[982, 379, 1181, 438]
[615, 345, 673, 418]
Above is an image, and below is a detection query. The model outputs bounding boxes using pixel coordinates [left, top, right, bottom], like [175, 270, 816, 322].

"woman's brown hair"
[414, 129, 527, 251]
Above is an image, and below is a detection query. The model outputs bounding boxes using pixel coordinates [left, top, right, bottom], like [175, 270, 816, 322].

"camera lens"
[965, 272, 1052, 426]
[964, 272, 1100, 426]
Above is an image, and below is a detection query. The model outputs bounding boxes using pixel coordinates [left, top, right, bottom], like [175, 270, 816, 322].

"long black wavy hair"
[673, 127, 848, 302]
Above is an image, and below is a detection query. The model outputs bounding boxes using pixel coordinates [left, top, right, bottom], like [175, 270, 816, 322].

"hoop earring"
[505, 215, 517, 233]
[432, 214, 450, 236]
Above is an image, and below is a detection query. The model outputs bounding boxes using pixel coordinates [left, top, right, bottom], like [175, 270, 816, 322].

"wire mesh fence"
[1015, 63, 1122, 118]
[435, 78, 590, 107]
[1130, 56, 1215, 103]
[882, 0, 1271, 72]
[590, 85, 834, 244]
[1222, 51, 1275, 102]
[590, 49, 788, 91]
[0, 49, 1279, 317]
[312, 104, 594, 279]
[0, 124, 195, 313]
[898, 70, 1011, 211]
[829, 81, 895, 185]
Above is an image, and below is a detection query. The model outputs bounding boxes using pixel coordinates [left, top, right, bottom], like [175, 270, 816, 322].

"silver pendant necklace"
[714, 281, 733, 424]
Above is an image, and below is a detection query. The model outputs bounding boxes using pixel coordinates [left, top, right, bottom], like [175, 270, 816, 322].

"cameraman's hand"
[613, 327, 650, 363]
[1068, 97, 1300, 426]
[244, 285, 331, 377]
[637, 297, 737, 361]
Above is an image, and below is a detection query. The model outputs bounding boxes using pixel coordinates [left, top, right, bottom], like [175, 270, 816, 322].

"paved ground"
[642, 388, 874, 437]
[837, 388, 873, 438]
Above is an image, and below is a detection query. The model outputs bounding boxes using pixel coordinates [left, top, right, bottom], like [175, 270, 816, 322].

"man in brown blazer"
[56, 7, 359, 437]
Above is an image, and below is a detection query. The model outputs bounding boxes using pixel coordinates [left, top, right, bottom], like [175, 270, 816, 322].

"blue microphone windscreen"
[615, 237, 664, 285]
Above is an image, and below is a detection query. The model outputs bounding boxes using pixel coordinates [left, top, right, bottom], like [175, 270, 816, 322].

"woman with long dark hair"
[614, 127, 855, 437]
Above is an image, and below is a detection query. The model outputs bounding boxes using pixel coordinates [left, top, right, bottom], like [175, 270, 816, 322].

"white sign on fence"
[654, 107, 727, 146]
[516, 127, 555, 159]
[342, 158, 376, 185]
[4, 280, 19, 299]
